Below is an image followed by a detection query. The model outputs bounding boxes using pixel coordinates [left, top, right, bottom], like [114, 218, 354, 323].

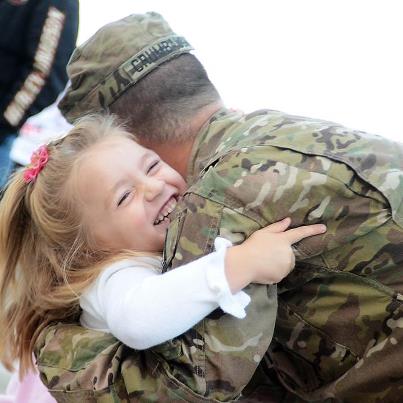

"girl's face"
[76, 136, 187, 252]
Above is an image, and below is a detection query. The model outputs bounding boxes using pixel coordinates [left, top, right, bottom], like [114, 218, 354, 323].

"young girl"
[0, 115, 326, 384]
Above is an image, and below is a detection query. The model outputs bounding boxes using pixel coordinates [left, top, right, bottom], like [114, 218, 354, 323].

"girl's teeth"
[162, 198, 177, 216]
[154, 197, 178, 225]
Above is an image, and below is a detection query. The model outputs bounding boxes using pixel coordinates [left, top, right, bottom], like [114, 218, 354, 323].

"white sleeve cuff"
[205, 237, 251, 319]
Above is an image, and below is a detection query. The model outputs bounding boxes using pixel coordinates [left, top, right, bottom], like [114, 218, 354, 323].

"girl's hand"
[225, 218, 327, 292]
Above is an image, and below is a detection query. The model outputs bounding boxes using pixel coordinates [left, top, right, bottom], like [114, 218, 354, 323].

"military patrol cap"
[58, 12, 193, 123]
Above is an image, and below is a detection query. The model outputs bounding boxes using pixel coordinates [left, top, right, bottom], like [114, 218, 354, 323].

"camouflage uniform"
[35, 12, 403, 403]
[36, 107, 403, 402]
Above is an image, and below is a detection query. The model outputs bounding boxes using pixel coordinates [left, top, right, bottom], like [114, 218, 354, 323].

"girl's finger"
[284, 224, 327, 244]
[260, 217, 292, 233]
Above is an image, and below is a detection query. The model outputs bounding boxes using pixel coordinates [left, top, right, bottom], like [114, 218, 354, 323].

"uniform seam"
[186, 190, 264, 228]
[201, 202, 223, 395]
[153, 350, 225, 402]
[196, 146, 390, 217]
[249, 145, 392, 209]
[189, 173, 389, 249]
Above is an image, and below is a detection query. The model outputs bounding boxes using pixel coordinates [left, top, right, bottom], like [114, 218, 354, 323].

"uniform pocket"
[274, 269, 398, 393]
[163, 194, 223, 270]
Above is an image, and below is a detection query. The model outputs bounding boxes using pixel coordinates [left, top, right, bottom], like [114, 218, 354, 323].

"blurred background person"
[0, 0, 79, 189]
[10, 94, 72, 169]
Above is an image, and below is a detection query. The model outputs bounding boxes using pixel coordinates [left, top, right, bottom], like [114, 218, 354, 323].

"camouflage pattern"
[169, 108, 403, 402]
[58, 12, 193, 123]
[36, 108, 403, 402]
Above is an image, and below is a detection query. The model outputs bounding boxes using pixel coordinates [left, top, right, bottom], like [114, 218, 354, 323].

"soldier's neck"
[150, 141, 194, 179]
[142, 102, 223, 180]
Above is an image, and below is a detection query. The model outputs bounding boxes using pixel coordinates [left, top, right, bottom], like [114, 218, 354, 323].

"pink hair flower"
[23, 145, 49, 184]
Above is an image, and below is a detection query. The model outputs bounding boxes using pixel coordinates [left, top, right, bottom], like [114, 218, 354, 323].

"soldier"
[35, 12, 403, 402]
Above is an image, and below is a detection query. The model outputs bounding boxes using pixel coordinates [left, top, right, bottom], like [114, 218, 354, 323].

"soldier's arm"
[36, 323, 217, 402]
[205, 146, 391, 262]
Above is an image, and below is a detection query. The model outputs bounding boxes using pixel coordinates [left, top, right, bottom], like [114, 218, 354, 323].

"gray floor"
[0, 364, 12, 393]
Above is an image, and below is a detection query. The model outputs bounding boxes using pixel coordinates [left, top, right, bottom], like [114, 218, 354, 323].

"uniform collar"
[186, 107, 244, 184]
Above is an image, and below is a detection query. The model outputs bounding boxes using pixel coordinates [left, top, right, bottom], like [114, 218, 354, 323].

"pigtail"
[0, 172, 31, 372]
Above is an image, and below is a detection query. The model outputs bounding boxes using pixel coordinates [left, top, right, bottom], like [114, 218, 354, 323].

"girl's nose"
[144, 177, 164, 201]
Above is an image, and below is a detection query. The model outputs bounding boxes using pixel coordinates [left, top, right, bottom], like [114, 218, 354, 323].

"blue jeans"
[0, 133, 17, 189]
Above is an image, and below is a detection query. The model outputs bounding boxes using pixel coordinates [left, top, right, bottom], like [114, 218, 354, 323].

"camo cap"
[58, 12, 193, 123]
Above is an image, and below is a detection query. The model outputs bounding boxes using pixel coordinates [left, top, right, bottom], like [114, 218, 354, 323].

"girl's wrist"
[224, 246, 254, 293]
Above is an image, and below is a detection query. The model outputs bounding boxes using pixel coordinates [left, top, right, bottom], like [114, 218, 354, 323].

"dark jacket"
[0, 0, 78, 141]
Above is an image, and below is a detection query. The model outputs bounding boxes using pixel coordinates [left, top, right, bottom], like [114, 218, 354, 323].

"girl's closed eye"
[147, 160, 160, 174]
[117, 190, 133, 207]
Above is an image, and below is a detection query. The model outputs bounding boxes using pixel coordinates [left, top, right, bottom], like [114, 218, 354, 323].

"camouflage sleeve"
[36, 322, 239, 402]
[201, 145, 392, 262]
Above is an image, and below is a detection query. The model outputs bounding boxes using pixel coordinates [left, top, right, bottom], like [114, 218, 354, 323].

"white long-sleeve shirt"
[79, 238, 250, 350]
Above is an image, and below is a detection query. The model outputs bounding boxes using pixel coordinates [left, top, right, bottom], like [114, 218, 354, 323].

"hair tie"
[23, 145, 49, 184]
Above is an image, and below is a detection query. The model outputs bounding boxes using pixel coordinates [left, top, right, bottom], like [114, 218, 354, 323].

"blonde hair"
[0, 115, 143, 376]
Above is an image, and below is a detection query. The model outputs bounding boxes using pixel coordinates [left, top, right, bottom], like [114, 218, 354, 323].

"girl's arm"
[80, 238, 249, 350]
[80, 218, 326, 350]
